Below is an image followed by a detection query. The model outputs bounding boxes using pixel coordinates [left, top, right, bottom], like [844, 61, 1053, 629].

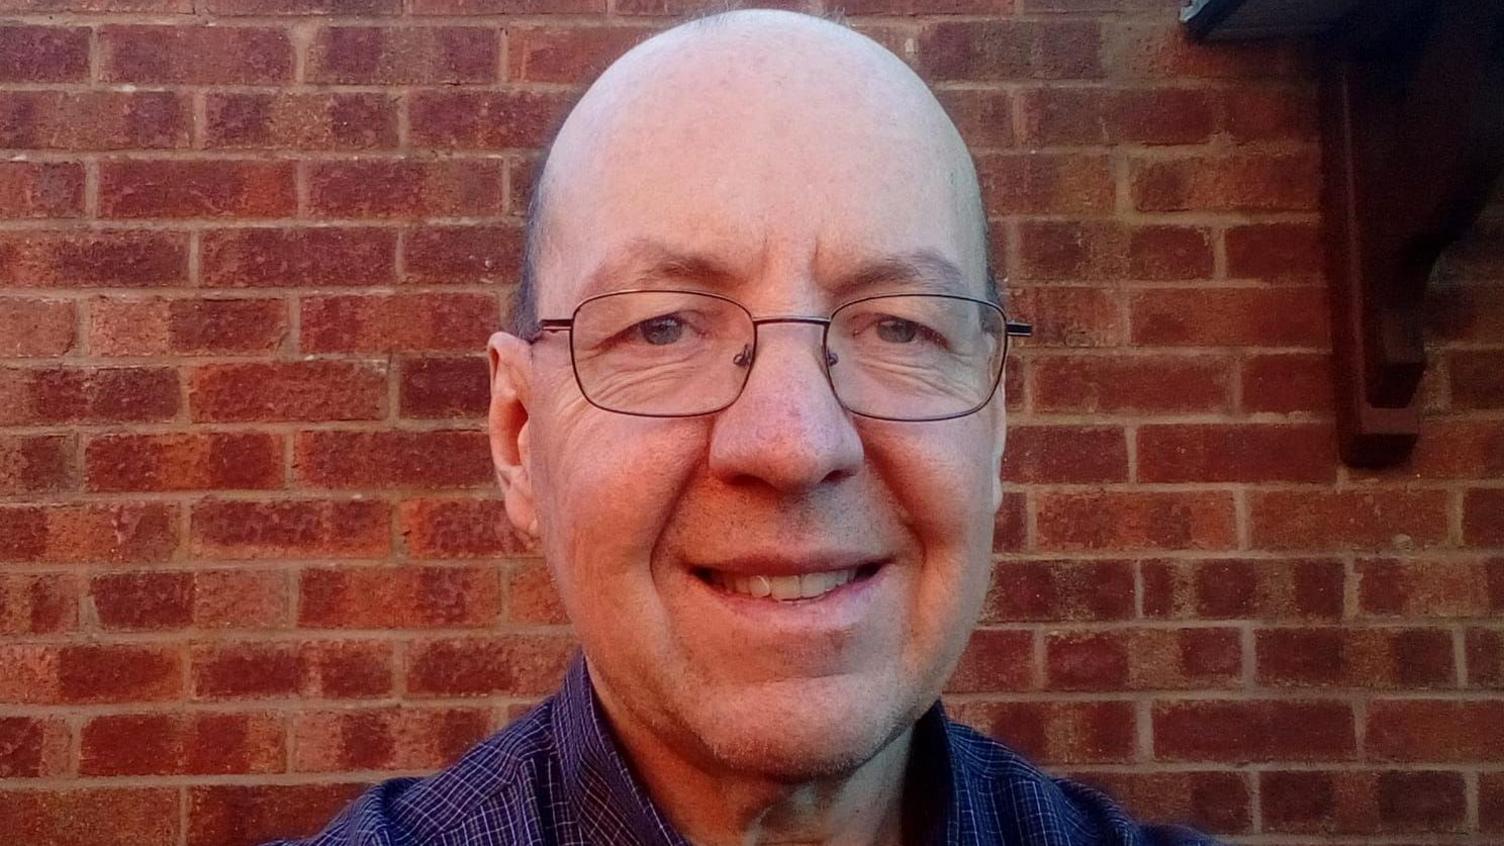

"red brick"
[838, 0, 1011, 12]
[1451, 350, 1504, 409]
[101, 160, 296, 219]
[936, 89, 1014, 149]
[0, 91, 190, 151]
[1143, 558, 1344, 620]
[1006, 287, 1122, 347]
[949, 700, 1134, 764]
[0, 230, 188, 287]
[507, 561, 568, 624]
[91, 571, 192, 631]
[1250, 490, 1450, 551]
[1226, 222, 1325, 283]
[982, 559, 1135, 622]
[1018, 86, 1214, 146]
[411, 0, 598, 12]
[399, 497, 526, 558]
[300, 292, 497, 353]
[404, 224, 525, 284]
[0, 433, 73, 494]
[1105, 21, 1306, 79]
[1046, 627, 1239, 690]
[944, 628, 1035, 693]
[1136, 423, 1335, 483]
[206, 92, 398, 151]
[1357, 557, 1502, 617]
[410, 91, 573, 150]
[90, 296, 287, 356]
[1487, 772, 1504, 833]
[102, 26, 293, 84]
[508, 25, 654, 84]
[406, 635, 574, 697]
[1256, 627, 1455, 688]
[976, 153, 1114, 214]
[1219, 85, 1320, 143]
[918, 20, 1102, 81]
[295, 430, 492, 489]
[193, 569, 289, 629]
[207, 0, 396, 12]
[1132, 152, 1320, 212]
[1032, 354, 1233, 414]
[86, 432, 283, 493]
[293, 706, 491, 771]
[308, 26, 497, 85]
[1261, 770, 1466, 833]
[81, 712, 283, 775]
[993, 490, 1027, 553]
[1465, 488, 1504, 545]
[299, 565, 501, 628]
[507, 155, 539, 215]
[308, 159, 504, 219]
[188, 360, 387, 422]
[1367, 700, 1504, 761]
[0, 644, 57, 703]
[1239, 352, 1333, 414]
[191, 498, 390, 560]
[1153, 700, 1355, 761]
[0, 573, 77, 634]
[0, 298, 76, 355]
[58, 643, 181, 703]
[0, 788, 178, 846]
[1037, 491, 1237, 551]
[1015, 221, 1213, 282]
[0, 716, 68, 777]
[1071, 771, 1251, 835]
[1467, 627, 1504, 688]
[0, 161, 83, 218]
[0, 502, 178, 564]
[399, 356, 489, 418]
[0, 365, 180, 425]
[1001, 425, 1128, 483]
[192, 640, 393, 700]
[187, 784, 368, 846]
[1129, 287, 1329, 347]
[0, 26, 89, 82]
[201, 227, 397, 288]
[0, 0, 189, 10]
[1427, 284, 1504, 343]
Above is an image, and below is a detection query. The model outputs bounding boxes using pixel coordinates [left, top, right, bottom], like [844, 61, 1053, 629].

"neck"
[594, 687, 915, 846]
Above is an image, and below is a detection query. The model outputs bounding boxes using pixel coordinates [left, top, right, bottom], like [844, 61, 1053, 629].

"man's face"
[494, 25, 1003, 781]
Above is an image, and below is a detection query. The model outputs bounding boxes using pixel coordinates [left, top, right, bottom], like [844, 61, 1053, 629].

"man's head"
[488, 8, 1005, 785]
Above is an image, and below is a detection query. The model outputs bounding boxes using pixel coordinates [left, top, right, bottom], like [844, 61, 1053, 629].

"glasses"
[532, 289, 1032, 422]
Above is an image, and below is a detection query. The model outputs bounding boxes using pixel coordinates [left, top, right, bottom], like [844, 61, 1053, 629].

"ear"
[990, 385, 1009, 513]
[488, 331, 540, 548]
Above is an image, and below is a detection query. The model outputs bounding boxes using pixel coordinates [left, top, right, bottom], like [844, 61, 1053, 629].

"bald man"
[275, 9, 1216, 846]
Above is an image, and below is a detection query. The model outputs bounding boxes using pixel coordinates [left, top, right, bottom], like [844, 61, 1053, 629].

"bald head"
[511, 8, 992, 335]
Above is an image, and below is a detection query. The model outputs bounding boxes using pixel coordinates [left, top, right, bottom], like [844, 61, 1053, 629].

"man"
[277, 9, 1215, 845]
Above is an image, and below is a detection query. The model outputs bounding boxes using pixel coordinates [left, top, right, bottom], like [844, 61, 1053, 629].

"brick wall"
[0, 0, 1500, 843]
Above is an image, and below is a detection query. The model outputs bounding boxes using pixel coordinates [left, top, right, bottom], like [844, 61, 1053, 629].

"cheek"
[861, 416, 1000, 538]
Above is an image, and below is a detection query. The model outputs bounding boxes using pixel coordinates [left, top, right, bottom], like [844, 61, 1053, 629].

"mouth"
[693, 563, 884, 603]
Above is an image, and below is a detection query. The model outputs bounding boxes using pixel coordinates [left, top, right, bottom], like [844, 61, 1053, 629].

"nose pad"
[733, 344, 753, 368]
[825, 349, 839, 368]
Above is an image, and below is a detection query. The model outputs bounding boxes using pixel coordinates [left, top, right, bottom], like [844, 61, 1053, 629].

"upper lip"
[690, 553, 886, 578]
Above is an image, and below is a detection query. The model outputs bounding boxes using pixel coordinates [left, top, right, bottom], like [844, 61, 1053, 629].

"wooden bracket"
[1323, 0, 1504, 466]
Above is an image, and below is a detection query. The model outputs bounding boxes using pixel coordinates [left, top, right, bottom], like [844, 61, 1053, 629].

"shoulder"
[946, 720, 1223, 846]
[267, 702, 564, 846]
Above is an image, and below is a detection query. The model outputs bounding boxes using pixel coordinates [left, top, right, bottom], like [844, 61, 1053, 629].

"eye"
[637, 315, 685, 345]
[876, 318, 919, 344]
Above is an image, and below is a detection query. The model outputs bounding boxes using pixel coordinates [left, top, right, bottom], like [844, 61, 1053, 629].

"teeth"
[713, 568, 860, 601]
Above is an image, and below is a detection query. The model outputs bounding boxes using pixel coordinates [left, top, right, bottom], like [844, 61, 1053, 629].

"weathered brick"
[1250, 490, 1450, 551]
[399, 497, 526, 558]
[90, 571, 192, 631]
[399, 356, 489, 418]
[201, 227, 397, 288]
[1154, 700, 1355, 762]
[1136, 423, 1336, 483]
[936, 88, 1014, 149]
[508, 25, 655, 83]
[1256, 627, 1456, 688]
[1105, 21, 1306, 79]
[1129, 287, 1329, 347]
[1015, 221, 1214, 282]
[0, 716, 69, 778]
[191, 640, 393, 700]
[1045, 627, 1240, 690]
[1037, 491, 1237, 551]
[85, 432, 282, 493]
[404, 224, 525, 284]
[410, 90, 573, 150]
[292, 706, 491, 771]
[0, 788, 178, 846]
[191, 498, 390, 560]
[207, 0, 397, 12]
[187, 784, 368, 846]
[307, 160, 504, 219]
[1464, 488, 1504, 546]
[206, 93, 399, 150]
[0, 365, 180, 425]
[1239, 352, 1333, 414]
[1226, 222, 1325, 283]
[1006, 287, 1122, 347]
[102, 26, 293, 84]
[976, 153, 1114, 214]
[1032, 354, 1233, 414]
[507, 561, 568, 624]
[982, 559, 1134, 623]
[0, 26, 89, 82]
[1261, 770, 1466, 834]
[0, 298, 75, 357]
[1219, 85, 1320, 143]
[0, 91, 191, 151]
[0, 434, 74, 494]
[295, 430, 493, 489]
[1143, 558, 1344, 620]
[1132, 152, 1321, 212]
[81, 712, 283, 775]
[943, 628, 1036, 693]
[1367, 700, 1504, 761]
[0, 503, 178, 564]
[406, 635, 574, 696]
[300, 292, 497, 353]
[0, 230, 188, 287]
[949, 700, 1134, 764]
[1018, 86, 1214, 146]
[0, 161, 84, 218]
[1357, 557, 1502, 618]
[0, 573, 77, 634]
[1467, 627, 1504, 688]
[58, 643, 181, 703]
[918, 20, 1103, 81]
[299, 565, 500, 628]
[1001, 425, 1128, 483]
[1072, 771, 1251, 835]
[101, 160, 296, 219]
[193, 569, 290, 630]
[308, 26, 498, 84]
[188, 360, 387, 422]
[89, 296, 287, 356]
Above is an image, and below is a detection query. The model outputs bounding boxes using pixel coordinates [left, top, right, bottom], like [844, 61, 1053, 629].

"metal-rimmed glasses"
[531, 289, 1033, 422]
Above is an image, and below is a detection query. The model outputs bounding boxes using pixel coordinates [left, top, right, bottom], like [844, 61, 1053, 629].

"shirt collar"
[551, 652, 980, 846]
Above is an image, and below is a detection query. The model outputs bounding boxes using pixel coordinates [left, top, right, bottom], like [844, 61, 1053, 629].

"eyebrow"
[576, 239, 975, 303]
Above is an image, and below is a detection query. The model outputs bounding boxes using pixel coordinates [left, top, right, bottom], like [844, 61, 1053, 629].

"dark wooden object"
[1191, 0, 1504, 467]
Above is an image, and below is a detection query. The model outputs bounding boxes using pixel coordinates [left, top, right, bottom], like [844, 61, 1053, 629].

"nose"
[706, 323, 864, 493]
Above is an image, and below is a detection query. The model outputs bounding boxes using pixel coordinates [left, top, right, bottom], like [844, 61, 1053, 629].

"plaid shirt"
[271, 655, 1218, 846]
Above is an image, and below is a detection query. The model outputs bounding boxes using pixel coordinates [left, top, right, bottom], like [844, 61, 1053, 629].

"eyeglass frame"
[528, 288, 1034, 422]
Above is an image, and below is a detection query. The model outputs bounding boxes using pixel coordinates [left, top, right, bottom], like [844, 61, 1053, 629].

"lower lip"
[686, 564, 889, 635]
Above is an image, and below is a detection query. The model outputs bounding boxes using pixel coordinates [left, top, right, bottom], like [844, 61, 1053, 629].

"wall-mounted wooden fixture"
[1185, 0, 1504, 467]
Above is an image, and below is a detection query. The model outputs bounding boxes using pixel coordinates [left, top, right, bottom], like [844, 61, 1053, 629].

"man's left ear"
[488, 331, 540, 547]
[990, 398, 1008, 512]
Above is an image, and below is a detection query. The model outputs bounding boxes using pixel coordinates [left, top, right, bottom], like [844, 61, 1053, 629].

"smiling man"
[276, 8, 1215, 846]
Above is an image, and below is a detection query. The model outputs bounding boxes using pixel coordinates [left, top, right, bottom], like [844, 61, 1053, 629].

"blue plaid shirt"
[271, 655, 1217, 845]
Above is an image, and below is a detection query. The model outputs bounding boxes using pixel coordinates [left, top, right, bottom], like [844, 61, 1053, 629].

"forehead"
[534, 32, 986, 314]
